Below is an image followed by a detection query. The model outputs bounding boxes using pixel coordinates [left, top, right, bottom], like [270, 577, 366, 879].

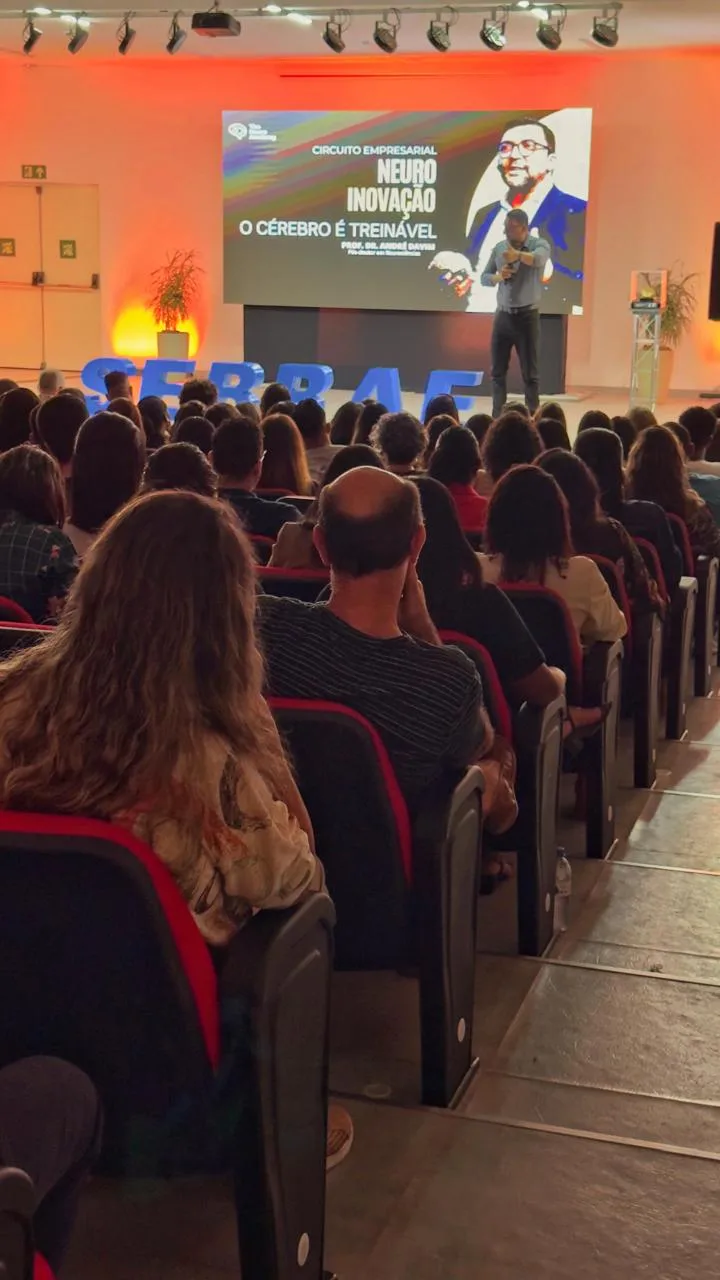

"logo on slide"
[227, 121, 277, 142]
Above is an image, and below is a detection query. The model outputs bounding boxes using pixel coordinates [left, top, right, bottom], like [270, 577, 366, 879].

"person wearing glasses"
[431, 118, 586, 314]
[480, 209, 549, 419]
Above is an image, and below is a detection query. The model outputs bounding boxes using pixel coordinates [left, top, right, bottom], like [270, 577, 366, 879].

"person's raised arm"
[398, 562, 441, 645]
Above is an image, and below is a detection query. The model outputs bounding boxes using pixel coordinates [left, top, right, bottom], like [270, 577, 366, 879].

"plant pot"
[157, 330, 189, 360]
[657, 346, 674, 403]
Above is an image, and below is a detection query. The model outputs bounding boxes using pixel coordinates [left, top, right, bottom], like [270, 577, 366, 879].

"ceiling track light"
[22, 15, 42, 53]
[591, 5, 618, 46]
[66, 14, 88, 52]
[480, 5, 507, 49]
[117, 11, 136, 53]
[166, 11, 187, 51]
[323, 9, 349, 52]
[427, 6, 457, 51]
[536, 4, 565, 49]
[373, 6, 400, 52]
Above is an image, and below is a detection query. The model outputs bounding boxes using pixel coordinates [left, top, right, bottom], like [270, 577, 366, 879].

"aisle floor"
[67, 682, 720, 1279]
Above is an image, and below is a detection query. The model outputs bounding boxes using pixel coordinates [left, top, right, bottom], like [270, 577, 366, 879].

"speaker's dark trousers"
[490, 304, 540, 419]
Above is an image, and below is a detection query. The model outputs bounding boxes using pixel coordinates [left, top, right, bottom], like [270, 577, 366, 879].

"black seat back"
[498, 583, 584, 703]
[257, 567, 329, 602]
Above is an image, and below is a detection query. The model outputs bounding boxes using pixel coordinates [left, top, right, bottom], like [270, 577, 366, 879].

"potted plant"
[148, 250, 202, 359]
[658, 266, 698, 400]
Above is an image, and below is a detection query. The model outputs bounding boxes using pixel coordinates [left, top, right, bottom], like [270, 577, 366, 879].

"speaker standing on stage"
[480, 209, 550, 420]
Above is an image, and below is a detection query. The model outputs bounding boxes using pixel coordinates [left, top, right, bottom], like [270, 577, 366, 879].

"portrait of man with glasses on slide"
[431, 116, 587, 313]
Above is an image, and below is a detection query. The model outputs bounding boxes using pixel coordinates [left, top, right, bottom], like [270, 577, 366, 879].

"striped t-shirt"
[257, 595, 485, 810]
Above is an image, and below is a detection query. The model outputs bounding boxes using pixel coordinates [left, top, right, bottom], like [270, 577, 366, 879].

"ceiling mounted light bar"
[22, 14, 42, 51]
[117, 10, 135, 51]
[480, 5, 507, 48]
[536, 3, 565, 48]
[373, 6, 400, 51]
[591, 4, 618, 45]
[323, 8, 349, 50]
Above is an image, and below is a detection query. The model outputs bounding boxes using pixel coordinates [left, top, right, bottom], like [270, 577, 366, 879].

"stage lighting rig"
[373, 8, 400, 52]
[480, 6, 507, 48]
[191, 3, 241, 37]
[536, 4, 564, 48]
[22, 15, 42, 52]
[117, 12, 136, 53]
[166, 11, 187, 50]
[323, 10, 349, 51]
[66, 14, 89, 52]
[591, 5, 619, 45]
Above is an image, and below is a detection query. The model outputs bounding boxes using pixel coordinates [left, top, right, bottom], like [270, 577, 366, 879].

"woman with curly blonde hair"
[0, 489, 323, 947]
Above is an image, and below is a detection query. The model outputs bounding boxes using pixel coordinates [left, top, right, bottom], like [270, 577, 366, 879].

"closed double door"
[0, 182, 101, 372]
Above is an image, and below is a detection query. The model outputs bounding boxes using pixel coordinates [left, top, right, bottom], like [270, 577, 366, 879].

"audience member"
[0, 378, 18, 397]
[464, 413, 493, 451]
[206, 402, 241, 430]
[107, 397, 143, 430]
[577, 409, 612, 435]
[259, 382, 291, 417]
[0, 388, 40, 452]
[503, 400, 530, 420]
[538, 449, 658, 613]
[666, 421, 692, 456]
[179, 378, 218, 408]
[34, 393, 88, 478]
[258, 468, 494, 812]
[574, 427, 681, 595]
[423, 394, 459, 425]
[428, 426, 488, 532]
[37, 368, 64, 402]
[211, 417, 300, 538]
[424, 414, 458, 468]
[0, 444, 76, 620]
[60, 387, 88, 404]
[0, 1056, 102, 1273]
[269, 445, 384, 570]
[626, 425, 720, 561]
[706, 402, 720, 461]
[234, 401, 260, 423]
[413, 476, 564, 708]
[481, 411, 542, 485]
[478, 465, 627, 644]
[330, 401, 362, 446]
[138, 395, 171, 450]
[372, 412, 426, 475]
[143, 442, 217, 497]
[627, 406, 657, 434]
[0, 491, 323, 945]
[294, 398, 341, 484]
[678, 405, 720, 522]
[172, 401, 206, 431]
[352, 401, 387, 446]
[536, 400, 567, 431]
[174, 415, 214, 456]
[104, 370, 132, 401]
[260, 414, 313, 495]
[64, 412, 145, 558]
[536, 416, 572, 451]
[267, 400, 297, 420]
[611, 415, 636, 460]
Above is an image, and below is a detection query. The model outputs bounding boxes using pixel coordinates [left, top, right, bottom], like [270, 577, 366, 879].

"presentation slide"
[223, 108, 592, 315]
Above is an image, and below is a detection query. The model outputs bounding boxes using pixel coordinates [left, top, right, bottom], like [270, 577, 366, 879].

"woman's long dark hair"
[574, 427, 625, 518]
[70, 412, 146, 534]
[626, 425, 699, 518]
[352, 401, 388, 445]
[485, 465, 573, 583]
[537, 448, 605, 549]
[413, 476, 482, 617]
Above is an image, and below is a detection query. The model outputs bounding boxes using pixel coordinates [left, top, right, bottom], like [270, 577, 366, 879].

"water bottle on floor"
[554, 848, 572, 933]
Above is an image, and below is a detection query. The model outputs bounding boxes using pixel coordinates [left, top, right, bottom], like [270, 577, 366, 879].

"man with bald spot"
[257, 467, 493, 811]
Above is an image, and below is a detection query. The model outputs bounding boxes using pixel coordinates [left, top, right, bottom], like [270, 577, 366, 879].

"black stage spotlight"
[167, 12, 188, 51]
[373, 8, 400, 52]
[536, 5, 564, 49]
[591, 6, 619, 46]
[23, 16, 42, 53]
[480, 7, 507, 49]
[67, 15, 89, 52]
[117, 13, 136, 54]
[323, 10, 349, 51]
[427, 8, 457, 51]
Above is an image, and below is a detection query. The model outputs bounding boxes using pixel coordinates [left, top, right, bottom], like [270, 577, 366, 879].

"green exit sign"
[0, 239, 16, 257]
[21, 164, 47, 180]
[59, 239, 76, 259]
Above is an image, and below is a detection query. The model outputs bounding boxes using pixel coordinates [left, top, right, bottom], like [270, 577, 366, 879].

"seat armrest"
[513, 693, 567, 751]
[583, 639, 623, 705]
[220, 893, 336, 1000]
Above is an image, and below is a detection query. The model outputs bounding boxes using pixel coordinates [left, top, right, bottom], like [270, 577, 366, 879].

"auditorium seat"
[498, 583, 623, 860]
[270, 697, 483, 1107]
[635, 535, 697, 741]
[439, 631, 565, 956]
[257, 565, 329, 602]
[0, 812, 335, 1280]
[666, 512, 717, 699]
[0, 598, 33, 624]
[249, 533, 275, 564]
[587, 555, 662, 789]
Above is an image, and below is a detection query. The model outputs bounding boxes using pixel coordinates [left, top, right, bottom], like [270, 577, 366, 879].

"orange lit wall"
[1, 47, 719, 390]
